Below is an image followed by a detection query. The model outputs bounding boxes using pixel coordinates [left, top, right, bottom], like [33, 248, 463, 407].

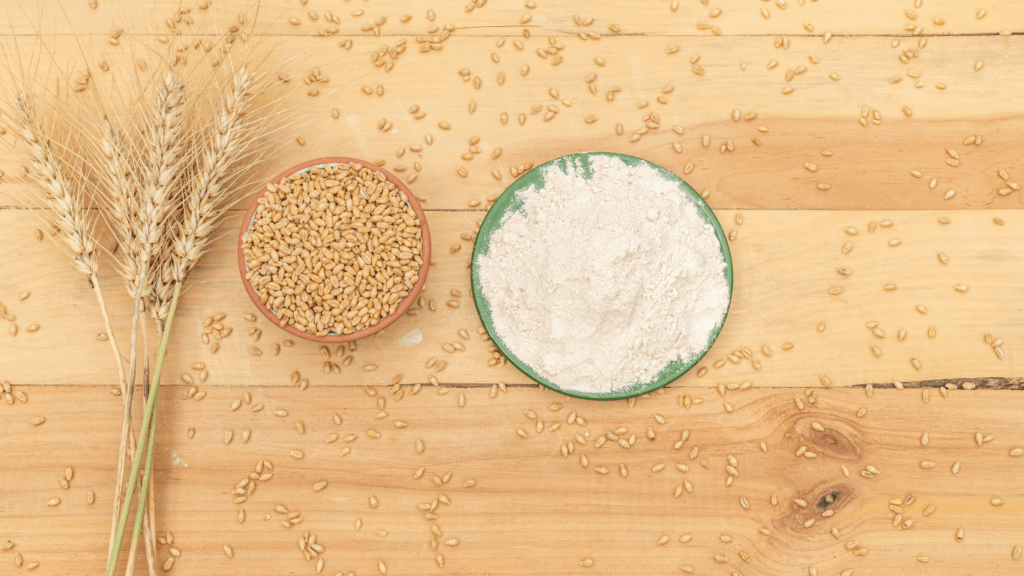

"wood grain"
[1, 384, 1022, 575]
[1, 209, 1021, 389]
[2, 0, 1024, 575]
[3, 0, 1022, 36]
[2, 35, 1023, 211]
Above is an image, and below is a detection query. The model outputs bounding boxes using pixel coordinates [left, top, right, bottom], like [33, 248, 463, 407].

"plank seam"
[0, 31, 1019, 39]
[10, 377, 1023, 390]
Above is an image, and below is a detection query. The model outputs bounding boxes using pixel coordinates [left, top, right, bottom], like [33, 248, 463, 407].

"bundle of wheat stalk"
[2, 27, 292, 573]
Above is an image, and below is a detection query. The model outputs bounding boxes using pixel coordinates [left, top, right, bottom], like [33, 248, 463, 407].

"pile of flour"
[475, 154, 730, 394]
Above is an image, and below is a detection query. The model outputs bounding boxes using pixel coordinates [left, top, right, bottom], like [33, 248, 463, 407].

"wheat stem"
[123, 310, 156, 576]
[146, 473, 158, 576]
[88, 273, 129, 415]
[124, 410, 158, 576]
[140, 318, 157, 576]
[125, 412, 158, 576]
[107, 288, 143, 571]
[107, 283, 179, 576]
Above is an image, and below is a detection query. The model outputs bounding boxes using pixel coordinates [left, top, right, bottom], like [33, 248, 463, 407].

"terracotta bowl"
[237, 157, 431, 343]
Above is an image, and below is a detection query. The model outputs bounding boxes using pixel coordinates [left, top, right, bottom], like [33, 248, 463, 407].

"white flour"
[475, 154, 730, 394]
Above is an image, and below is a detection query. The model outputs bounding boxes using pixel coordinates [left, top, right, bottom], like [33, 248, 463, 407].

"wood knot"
[779, 484, 854, 534]
[787, 416, 861, 459]
[816, 489, 843, 510]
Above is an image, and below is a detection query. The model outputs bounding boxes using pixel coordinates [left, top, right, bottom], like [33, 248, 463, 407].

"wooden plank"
[3, 34, 1023, 211]
[1, 209, 1021, 388]
[1, 384, 1022, 575]
[2, 0, 1021, 37]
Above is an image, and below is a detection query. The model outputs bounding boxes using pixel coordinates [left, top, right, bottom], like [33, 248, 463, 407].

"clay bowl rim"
[237, 156, 431, 343]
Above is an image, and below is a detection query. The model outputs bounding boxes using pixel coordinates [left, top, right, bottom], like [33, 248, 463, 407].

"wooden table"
[2, 1, 1023, 574]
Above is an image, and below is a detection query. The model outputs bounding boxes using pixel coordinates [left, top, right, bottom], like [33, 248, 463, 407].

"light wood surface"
[2, 0, 1020, 36]
[3, 385, 1024, 575]
[3, 28, 1024, 211]
[2, 209, 1022, 387]
[1, 1, 1023, 575]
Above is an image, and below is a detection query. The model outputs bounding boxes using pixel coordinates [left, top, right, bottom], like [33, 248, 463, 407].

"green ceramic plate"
[470, 152, 733, 401]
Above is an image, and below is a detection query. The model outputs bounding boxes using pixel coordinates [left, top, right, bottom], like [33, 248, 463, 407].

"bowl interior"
[470, 152, 733, 401]
[238, 157, 431, 343]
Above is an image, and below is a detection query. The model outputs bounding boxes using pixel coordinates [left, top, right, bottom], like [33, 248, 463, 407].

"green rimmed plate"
[470, 152, 733, 401]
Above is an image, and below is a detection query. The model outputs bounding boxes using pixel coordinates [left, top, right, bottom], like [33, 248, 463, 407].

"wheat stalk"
[10, 92, 131, 396]
[100, 62, 213, 576]
[109, 58, 251, 576]
[4, 12, 309, 574]
[5, 38, 165, 568]
[97, 117, 159, 575]
[104, 68, 188, 576]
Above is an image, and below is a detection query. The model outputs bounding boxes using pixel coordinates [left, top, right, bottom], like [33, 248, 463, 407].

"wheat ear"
[138, 70, 187, 327]
[141, 71, 185, 248]
[140, 69, 186, 272]
[14, 92, 98, 276]
[100, 118, 147, 297]
[172, 64, 258, 281]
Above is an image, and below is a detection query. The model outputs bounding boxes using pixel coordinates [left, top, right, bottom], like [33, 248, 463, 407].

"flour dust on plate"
[472, 152, 733, 400]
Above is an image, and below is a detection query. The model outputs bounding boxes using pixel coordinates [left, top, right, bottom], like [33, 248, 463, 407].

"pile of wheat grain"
[242, 162, 424, 336]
